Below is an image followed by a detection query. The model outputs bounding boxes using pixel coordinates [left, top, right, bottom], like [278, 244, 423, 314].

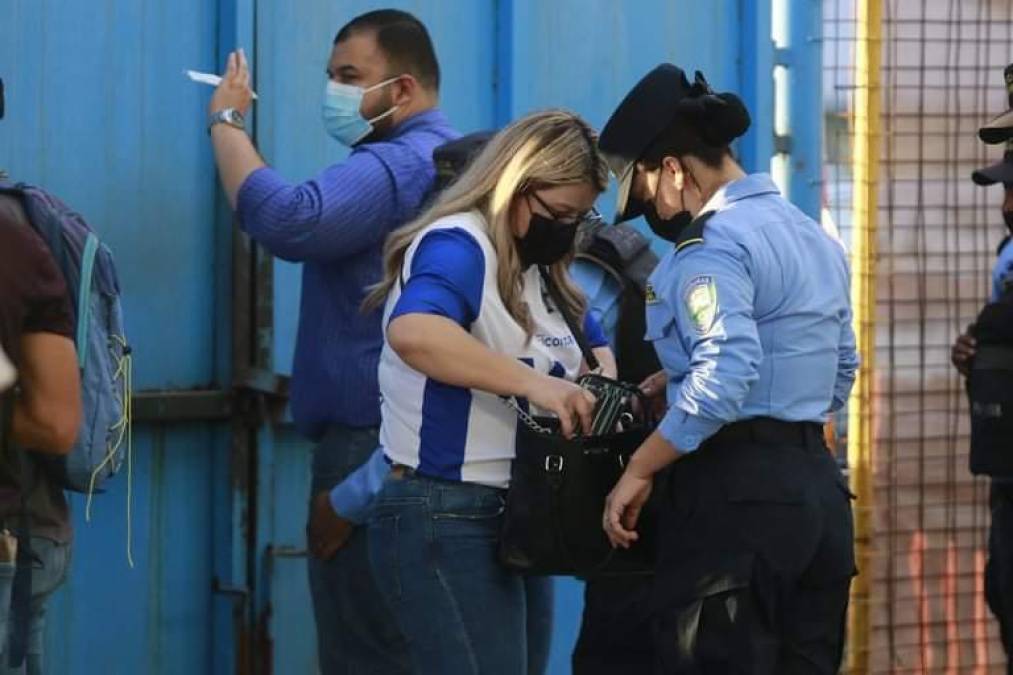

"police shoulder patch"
[645, 282, 658, 305]
[683, 274, 718, 334]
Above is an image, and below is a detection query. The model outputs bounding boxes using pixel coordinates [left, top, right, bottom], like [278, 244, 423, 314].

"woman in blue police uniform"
[361, 110, 615, 675]
[599, 65, 859, 673]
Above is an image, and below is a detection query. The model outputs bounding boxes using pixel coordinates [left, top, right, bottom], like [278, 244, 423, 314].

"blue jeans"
[368, 472, 553, 675]
[0, 537, 71, 675]
[307, 426, 410, 675]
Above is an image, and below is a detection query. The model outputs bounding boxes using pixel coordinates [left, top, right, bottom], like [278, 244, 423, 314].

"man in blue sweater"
[207, 10, 458, 674]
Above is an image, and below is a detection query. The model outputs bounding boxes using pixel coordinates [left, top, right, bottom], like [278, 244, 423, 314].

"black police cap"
[599, 64, 695, 223]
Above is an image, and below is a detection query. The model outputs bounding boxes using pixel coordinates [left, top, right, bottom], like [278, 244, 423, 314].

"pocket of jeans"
[432, 500, 505, 521]
[432, 489, 505, 520]
[29, 539, 71, 597]
[432, 496, 505, 542]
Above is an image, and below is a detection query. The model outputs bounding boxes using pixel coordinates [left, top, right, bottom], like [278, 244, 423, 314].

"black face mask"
[1004, 210, 1013, 233]
[642, 200, 692, 243]
[515, 212, 578, 268]
[640, 162, 696, 243]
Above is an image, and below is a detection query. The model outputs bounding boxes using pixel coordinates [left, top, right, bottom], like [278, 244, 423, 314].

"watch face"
[209, 108, 243, 133]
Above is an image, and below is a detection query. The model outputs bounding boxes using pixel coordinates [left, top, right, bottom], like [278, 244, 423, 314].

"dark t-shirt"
[0, 193, 74, 542]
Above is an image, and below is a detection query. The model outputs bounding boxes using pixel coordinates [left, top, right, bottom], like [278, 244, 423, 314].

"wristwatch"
[207, 107, 245, 134]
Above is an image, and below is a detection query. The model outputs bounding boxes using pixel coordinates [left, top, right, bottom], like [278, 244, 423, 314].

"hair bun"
[675, 73, 752, 147]
[699, 92, 751, 146]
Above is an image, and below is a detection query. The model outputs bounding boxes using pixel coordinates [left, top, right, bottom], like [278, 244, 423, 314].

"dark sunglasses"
[527, 191, 599, 227]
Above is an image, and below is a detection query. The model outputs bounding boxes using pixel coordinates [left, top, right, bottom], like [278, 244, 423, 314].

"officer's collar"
[696, 173, 781, 215]
[674, 211, 717, 252]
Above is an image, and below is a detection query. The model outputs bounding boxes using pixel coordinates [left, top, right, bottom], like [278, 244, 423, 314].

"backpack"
[432, 130, 495, 195]
[431, 133, 661, 382]
[0, 181, 130, 497]
[573, 217, 661, 383]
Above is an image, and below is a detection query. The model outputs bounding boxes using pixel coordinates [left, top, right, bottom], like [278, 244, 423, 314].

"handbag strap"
[537, 266, 600, 372]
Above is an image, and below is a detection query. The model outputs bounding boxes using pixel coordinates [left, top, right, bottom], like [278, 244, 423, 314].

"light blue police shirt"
[570, 259, 623, 347]
[992, 237, 1013, 302]
[646, 173, 859, 453]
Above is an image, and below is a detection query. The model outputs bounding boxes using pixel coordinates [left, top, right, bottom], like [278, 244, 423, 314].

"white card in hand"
[185, 70, 258, 99]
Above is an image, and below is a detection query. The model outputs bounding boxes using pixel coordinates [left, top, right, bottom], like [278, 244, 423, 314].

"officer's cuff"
[327, 449, 389, 525]
[658, 407, 723, 453]
[329, 484, 366, 525]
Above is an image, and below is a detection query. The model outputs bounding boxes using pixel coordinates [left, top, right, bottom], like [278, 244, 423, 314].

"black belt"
[706, 417, 825, 449]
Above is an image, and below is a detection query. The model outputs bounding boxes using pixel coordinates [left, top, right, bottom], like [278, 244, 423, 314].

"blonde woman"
[362, 110, 614, 675]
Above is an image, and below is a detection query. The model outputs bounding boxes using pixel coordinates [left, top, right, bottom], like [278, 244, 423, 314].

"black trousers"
[573, 574, 657, 674]
[652, 419, 856, 674]
[986, 481, 1013, 674]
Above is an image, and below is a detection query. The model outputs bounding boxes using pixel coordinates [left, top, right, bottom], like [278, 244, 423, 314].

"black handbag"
[498, 267, 658, 577]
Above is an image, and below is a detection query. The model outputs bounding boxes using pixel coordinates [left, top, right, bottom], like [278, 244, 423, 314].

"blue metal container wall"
[0, 1, 781, 673]
[0, 1, 234, 674]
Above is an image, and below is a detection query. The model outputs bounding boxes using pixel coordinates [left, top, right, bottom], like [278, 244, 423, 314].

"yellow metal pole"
[847, 0, 882, 671]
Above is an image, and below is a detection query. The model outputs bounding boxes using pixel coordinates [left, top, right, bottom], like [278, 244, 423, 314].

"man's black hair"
[335, 9, 440, 91]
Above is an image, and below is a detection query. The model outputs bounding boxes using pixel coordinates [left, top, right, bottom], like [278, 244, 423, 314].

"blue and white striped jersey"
[378, 210, 607, 488]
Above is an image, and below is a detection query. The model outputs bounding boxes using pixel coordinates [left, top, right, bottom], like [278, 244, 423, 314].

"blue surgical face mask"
[322, 76, 400, 146]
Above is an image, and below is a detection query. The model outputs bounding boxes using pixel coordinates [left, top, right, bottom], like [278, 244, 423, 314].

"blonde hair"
[363, 109, 609, 337]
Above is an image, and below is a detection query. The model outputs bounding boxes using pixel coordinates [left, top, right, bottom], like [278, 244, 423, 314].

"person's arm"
[211, 125, 265, 210]
[830, 299, 859, 412]
[655, 245, 761, 452]
[952, 328, 977, 378]
[590, 347, 617, 379]
[208, 50, 399, 263]
[604, 430, 681, 548]
[308, 448, 389, 560]
[580, 309, 617, 377]
[13, 333, 81, 454]
[389, 316, 593, 437]
[328, 449, 389, 524]
[388, 228, 595, 437]
[13, 225, 81, 455]
[208, 49, 262, 208]
[604, 246, 760, 548]
[233, 153, 397, 262]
